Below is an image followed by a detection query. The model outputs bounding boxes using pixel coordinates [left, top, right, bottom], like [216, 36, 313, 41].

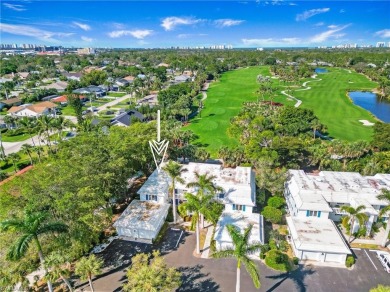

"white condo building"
[114, 162, 264, 248]
[285, 170, 390, 265]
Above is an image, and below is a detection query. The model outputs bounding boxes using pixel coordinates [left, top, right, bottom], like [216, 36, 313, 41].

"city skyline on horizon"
[1, 1, 389, 48]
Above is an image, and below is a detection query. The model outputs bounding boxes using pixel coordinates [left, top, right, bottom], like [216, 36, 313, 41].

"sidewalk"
[201, 223, 214, 259]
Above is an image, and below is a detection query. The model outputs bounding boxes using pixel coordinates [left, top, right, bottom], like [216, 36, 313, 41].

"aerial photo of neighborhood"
[1, 0, 390, 291]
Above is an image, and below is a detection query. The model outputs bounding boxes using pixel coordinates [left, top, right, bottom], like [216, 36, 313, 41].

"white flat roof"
[288, 170, 390, 207]
[137, 168, 170, 198]
[176, 162, 255, 206]
[113, 200, 169, 231]
[286, 216, 351, 255]
[214, 211, 262, 250]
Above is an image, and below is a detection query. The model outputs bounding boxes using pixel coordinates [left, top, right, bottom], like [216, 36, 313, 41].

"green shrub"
[267, 196, 285, 209]
[269, 239, 277, 250]
[153, 222, 169, 244]
[279, 240, 289, 252]
[293, 257, 299, 265]
[346, 255, 355, 268]
[260, 244, 270, 259]
[4, 128, 24, 136]
[262, 206, 282, 224]
[265, 250, 290, 271]
[166, 206, 174, 222]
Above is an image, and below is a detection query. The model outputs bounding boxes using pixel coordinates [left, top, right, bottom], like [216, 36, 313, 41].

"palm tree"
[75, 254, 103, 292]
[44, 252, 73, 291]
[212, 224, 262, 292]
[162, 160, 186, 224]
[18, 117, 37, 147]
[341, 205, 369, 242]
[180, 192, 215, 254]
[187, 171, 222, 199]
[0, 211, 68, 292]
[7, 153, 19, 173]
[377, 189, 390, 247]
[21, 144, 34, 165]
[187, 171, 223, 228]
[37, 115, 54, 153]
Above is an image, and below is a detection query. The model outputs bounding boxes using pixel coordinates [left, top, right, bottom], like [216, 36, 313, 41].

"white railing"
[332, 208, 348, 215]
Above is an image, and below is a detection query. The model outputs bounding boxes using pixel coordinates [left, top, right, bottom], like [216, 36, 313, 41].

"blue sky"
[1, 1, 389, 48]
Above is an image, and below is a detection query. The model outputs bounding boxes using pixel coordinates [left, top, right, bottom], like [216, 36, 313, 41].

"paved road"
[81, 231, 390, 292]
[2, 135, 42, 156]
[97, 94, 133, 112]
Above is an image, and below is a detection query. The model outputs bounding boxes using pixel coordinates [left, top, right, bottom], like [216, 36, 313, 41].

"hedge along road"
[187, 66, 378, 157]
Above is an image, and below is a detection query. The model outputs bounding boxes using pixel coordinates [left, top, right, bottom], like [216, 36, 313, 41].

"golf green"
[187, 66, 378, 157]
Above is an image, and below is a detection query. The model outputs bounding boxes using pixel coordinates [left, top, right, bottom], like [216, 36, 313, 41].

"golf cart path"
[281, 76, 322, 107]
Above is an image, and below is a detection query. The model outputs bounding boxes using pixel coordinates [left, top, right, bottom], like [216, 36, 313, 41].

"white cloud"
[242, 37, 301, 46]
[108, 29, 153, 39]
[315, 22, 324, 27]
[0, 22, 73, 42]
[81, 36, 93, 42]
[375, 29, 390, 38]
[161, 17, 202, 31]
[214, 19, 244, 28]
[296, 8, 330, 21]
[339, 9, 345, 13]
[3, 3, 26, 11]
[111, 22, 125, 29]
[309, 24, 350, 43]
[177, 33, 208, 39]
[73, 22, 91, 31]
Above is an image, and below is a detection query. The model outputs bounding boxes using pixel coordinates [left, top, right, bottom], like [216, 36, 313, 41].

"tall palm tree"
[0, 211, 68, 292]
[187, 171, 223, 228]
[377, 189, 390, 247]
[341, 205, 369, 242]
[0, 130, 5, 160]
[38, 115, 54, 153]
[180, 192, 215, 254]
[7, 153, 19, 173]
[18, 117, 37, 146]
[75, 254, 103, 292]
[162, 160, 186, 224]
[21, 144, 34, 165]
[187, 171, 222, 199]
[212, 224, 262, 292]
[44, 252, 73, 291]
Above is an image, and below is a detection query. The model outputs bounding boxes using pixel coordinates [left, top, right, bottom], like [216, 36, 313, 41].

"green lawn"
[292, 67, 377, 141]
[187, 66, 378, 156]
[108, 92, 126, 97]
[187, 67, 267, 155]
[2, 133, 31, 142]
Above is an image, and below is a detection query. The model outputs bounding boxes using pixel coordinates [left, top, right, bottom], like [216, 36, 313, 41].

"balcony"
[332, 208, 348, 215]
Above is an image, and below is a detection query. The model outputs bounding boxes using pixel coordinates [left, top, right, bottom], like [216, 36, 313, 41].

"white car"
[375, 251, 390, 273]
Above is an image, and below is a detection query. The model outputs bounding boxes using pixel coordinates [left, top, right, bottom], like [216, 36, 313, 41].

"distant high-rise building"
[77, 47, 95, 55]
[376, 42, 385, 47]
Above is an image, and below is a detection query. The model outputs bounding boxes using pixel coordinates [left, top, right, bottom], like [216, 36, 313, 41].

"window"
[146, 194, 157, 201]
[233, 204, 246, 211]
[306, 210, 321, 217]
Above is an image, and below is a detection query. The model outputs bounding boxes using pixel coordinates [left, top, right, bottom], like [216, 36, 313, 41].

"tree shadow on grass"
[177, 264, 220, 292]
[265, 264, 316, 292]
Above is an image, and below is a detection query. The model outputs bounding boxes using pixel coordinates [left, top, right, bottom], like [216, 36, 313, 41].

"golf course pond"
[348, 91, 390, 123]
[315, 68, 328, 74]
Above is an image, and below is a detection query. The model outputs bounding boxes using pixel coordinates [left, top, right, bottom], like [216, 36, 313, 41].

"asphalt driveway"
[84, 230, 390, 292]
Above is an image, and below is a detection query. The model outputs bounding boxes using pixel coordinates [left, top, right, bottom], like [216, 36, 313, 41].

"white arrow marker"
[149, 110, 169, 172]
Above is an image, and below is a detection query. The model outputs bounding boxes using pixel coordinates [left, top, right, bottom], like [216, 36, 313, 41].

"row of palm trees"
[162, 160, 261, 291]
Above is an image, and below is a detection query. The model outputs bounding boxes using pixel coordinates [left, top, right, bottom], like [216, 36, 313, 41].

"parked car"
[376, 251, 390, 273]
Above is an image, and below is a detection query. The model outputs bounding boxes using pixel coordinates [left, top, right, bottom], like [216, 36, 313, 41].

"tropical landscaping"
[0, 48, 390, 291]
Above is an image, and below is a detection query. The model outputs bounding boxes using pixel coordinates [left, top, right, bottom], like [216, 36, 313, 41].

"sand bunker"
[359, 120, 374, 126]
